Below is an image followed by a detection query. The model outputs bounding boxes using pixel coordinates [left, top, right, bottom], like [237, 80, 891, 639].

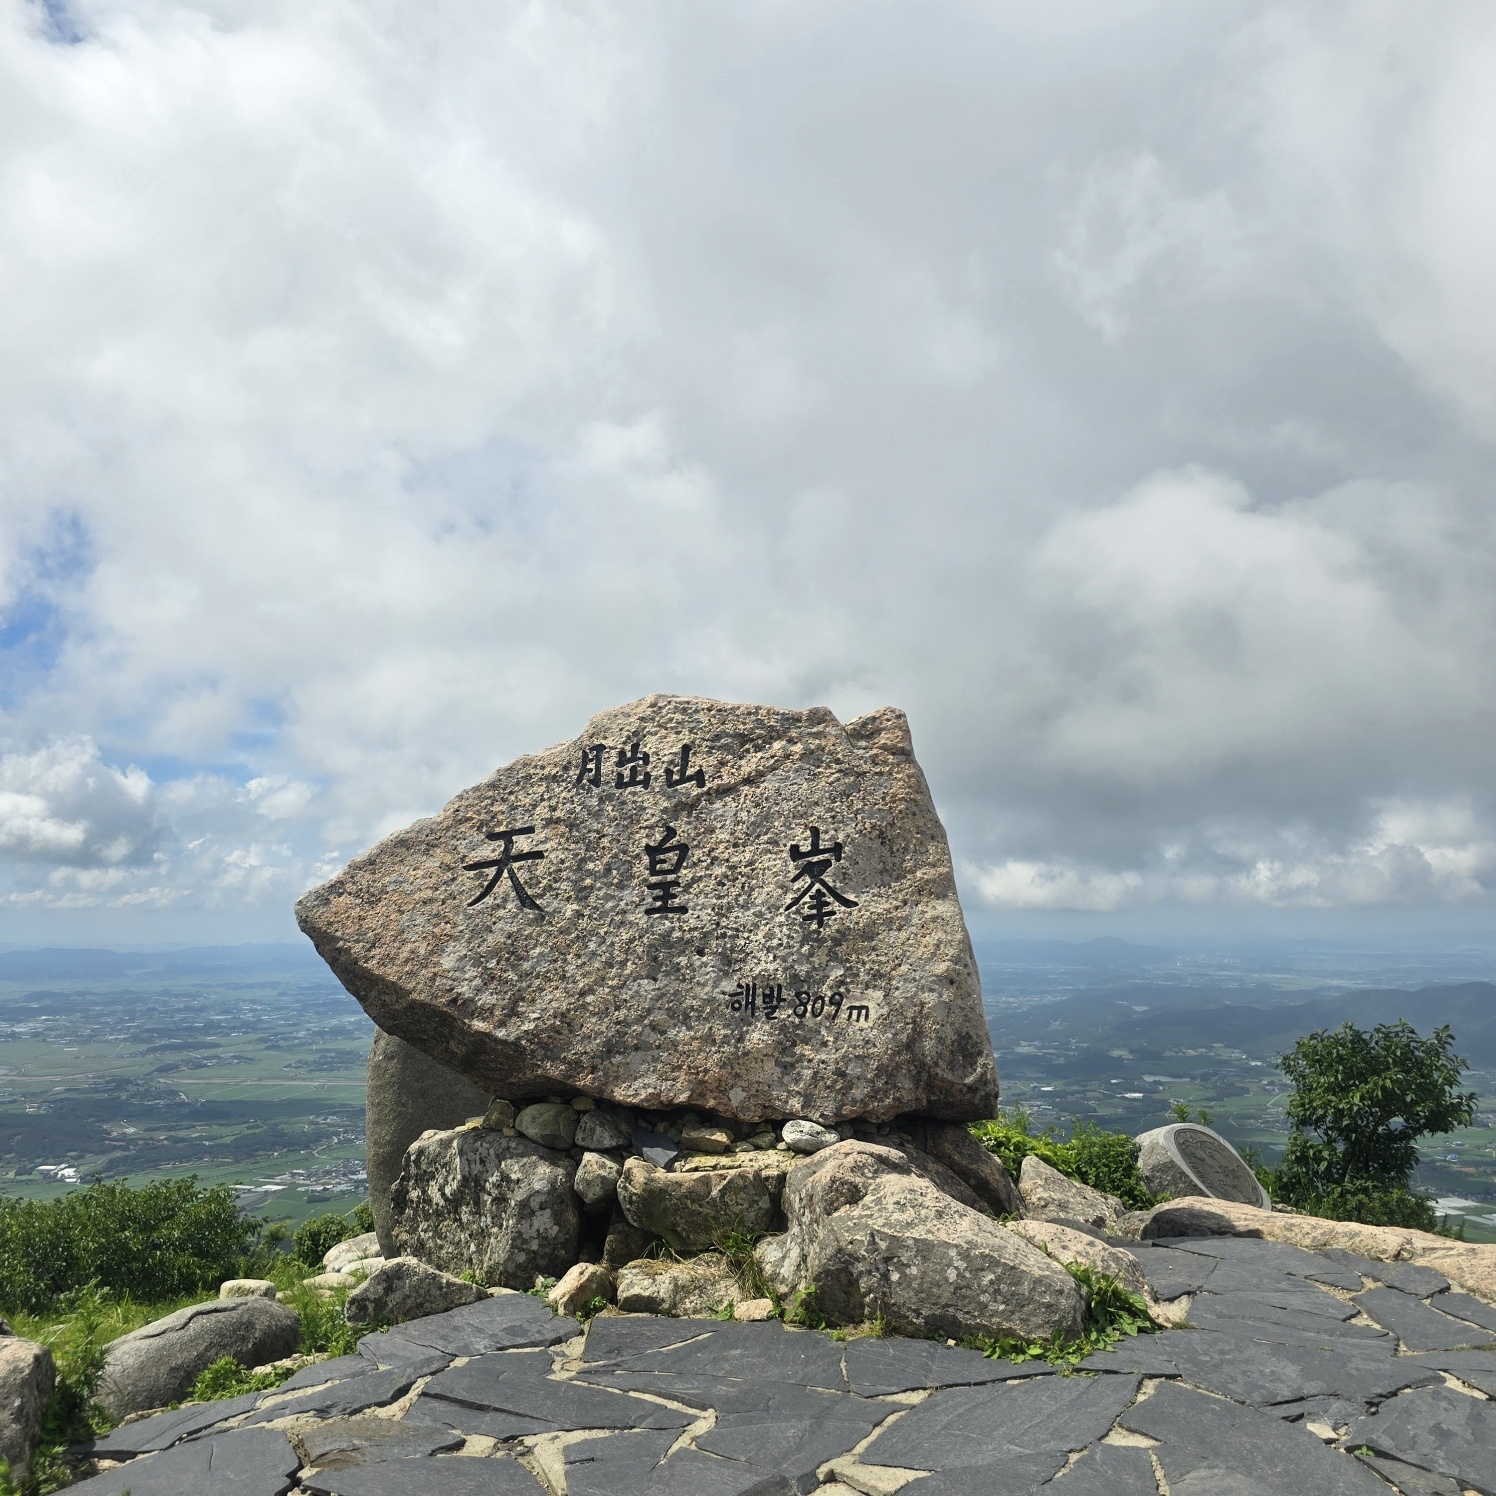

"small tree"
[1275, 1020, 1476, 1228]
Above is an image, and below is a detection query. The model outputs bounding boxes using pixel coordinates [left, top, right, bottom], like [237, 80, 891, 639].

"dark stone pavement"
[66, 1235, 1496, 1496]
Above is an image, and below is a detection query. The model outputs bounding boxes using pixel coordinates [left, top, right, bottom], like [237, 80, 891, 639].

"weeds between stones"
[188, 1355, 294, 1402]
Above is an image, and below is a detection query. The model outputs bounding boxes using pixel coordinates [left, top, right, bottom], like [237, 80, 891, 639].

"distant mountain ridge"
[988, 980, 1496, 1067]
[0, 945, 325, 980]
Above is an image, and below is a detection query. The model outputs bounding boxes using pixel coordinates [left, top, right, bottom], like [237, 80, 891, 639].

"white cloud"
[2, 1, 1496, 933]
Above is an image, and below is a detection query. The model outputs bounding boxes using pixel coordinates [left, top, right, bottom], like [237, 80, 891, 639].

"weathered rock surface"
[573, 1150, 623, 1210]
[1138, 1197, 1496, 1306]
[1135, 1122, 1271, 1209]
[756, 1142, 1086, 1343]
[1006, 1219, 1150, 1300]
[296, 695, 999, 1123]
[98, 1297, 301, 1418]
[344, 1257, 488, 1326]
[547, 1261, 616, 1317]
[1018, 1154, 1126, 1233]
[219, 1278, 279, 1300]
[364, 1029, 490, 1256]
[904, 1120, 1024, 1217]
[616, 1154, 785, 1252]
[0, 1337, 55, 1479]
[324, 1233, 383, 1273]
[514, 1102, 578, 1151]
[574, 1107, 633, 1151]
[614, 1253, 745, 1316]
[388, 1125, 579, 1290]
[782, 1119, 840, 1153]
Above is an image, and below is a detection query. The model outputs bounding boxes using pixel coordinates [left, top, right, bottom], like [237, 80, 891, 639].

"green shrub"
[292, 1211, 359, 1268]
[1274, 1021, 1475, 1218]
[350, 1200, 374, 1234]
[970, 1110, 1156, 1212]
[1280, 1184, 1444, 1234]
[0, 1179, 264, 1317]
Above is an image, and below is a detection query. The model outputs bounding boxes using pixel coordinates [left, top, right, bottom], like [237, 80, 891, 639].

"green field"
[0, 947, 373, 1235]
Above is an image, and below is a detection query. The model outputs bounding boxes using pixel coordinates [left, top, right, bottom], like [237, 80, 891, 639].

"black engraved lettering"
[462, 826, 545, 913]
[663, 742, 707, 789]
[826, 993, 844, 1021]
[811, 993, 826, 1018]
[643, 825, 689, 915]
[845, 1003, 870, 1023]
[762, 984, 784, 1018]
[729, 980, 757, 1016]
[793, 990, 810, 1019]
[615, 742, 651, 789]
[575, 744, 606, 788]
[785, 826, 858, 929]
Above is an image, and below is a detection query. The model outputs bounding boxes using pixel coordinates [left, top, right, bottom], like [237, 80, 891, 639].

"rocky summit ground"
[61, 1233, 1496, 1496]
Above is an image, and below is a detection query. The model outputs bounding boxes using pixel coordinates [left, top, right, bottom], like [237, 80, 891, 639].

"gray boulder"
[1135, 1123, 1271, 1209]
[1019, 1154, 1127, 1233]
[905, 1119, 1024, 1217]
[0, 1337, 55, 1479]
[323, 1232, 382, 1272]
[782, 1119, 840, 1153]
[98, 1298, 300, 1418]
[364, 1028, 490, 1256]
[295, 695, 999, 1124]
[388, 1124, 579, 1289]
[616, 1155, 783, 1252]
[343, 1256, 488, 1325]
[515, 1101, 579, 1151]
[574, 1150, 623, 1210]
[756, 1141, 1086, 1344]
[575, 1107, 633, 1151]
[218, 1278, 278, 1300]
[547, 1261, 616, 1317]
[615, 1253, 745, 1317]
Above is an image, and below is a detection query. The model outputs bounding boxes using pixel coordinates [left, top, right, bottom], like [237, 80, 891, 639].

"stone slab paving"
[65, 1237, 1496, 1496]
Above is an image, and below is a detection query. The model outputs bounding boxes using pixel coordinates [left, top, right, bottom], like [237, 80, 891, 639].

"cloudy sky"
[3, 0, 1496, 945]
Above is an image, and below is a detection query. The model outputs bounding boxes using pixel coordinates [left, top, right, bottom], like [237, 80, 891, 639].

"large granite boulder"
[98, 1298, 301, 1418]
[1134, 1123, 1271, 1209]
[756, 1141, 1086, 1343]
[296, 695, 998, 1124]
[388, 1124, 579, 1289]
[615, 1154, 785, 1252]
[364, 1029, 490, 1257]
[0, 1337, 55, 1480]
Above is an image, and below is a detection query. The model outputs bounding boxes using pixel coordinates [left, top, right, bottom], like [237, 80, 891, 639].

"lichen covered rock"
[388, 1125, 579, 1289]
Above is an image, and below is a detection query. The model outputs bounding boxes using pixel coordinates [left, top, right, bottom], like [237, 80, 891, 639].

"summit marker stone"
[296, 695, 997, 1122]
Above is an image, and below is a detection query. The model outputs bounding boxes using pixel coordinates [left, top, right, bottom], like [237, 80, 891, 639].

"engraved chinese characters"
[297, 695, 999, 1123]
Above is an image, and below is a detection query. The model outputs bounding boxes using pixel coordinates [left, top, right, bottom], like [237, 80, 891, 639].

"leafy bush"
[0, 1179, 264, 1316]
[1274, 1021, 1476, 1213]
[970, 1110, 1156, 1212]
[350, 1200, 374, 1234]
[292, 1210, 361, 1268]
[1278, 1183, 1443, 1234]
